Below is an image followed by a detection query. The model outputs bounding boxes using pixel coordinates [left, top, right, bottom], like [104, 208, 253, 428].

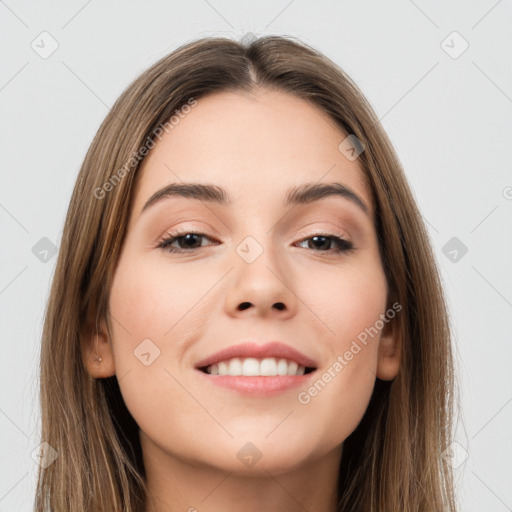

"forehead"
[131, 89, 371, 221]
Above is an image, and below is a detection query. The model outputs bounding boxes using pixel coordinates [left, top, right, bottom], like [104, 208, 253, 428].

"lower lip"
[196, 370, 315, 396]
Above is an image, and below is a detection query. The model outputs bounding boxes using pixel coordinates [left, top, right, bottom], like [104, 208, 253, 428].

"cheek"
[106, 255, 205, 437]
[292, 259, 387, 440]
[106, 250, 222, 385]
[109, 251, 217, 353]
[297, 255, 388, 353]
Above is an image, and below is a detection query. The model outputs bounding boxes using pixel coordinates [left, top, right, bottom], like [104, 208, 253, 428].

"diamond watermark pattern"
[236, 236, 264, 264]
[442, 236, 468, 263]
[134, 338, 161, 366]
[32, 237, 58, 263]
[338, 134, 365, 161]
[237, 442, 263, 468]
[441, 31, 469, 59]
[31, 442, 58, 468]
[31, 31, 59, 59]
[441, 441, 469, 469]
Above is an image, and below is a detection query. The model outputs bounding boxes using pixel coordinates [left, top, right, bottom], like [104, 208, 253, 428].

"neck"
[141, 433, 342, 512]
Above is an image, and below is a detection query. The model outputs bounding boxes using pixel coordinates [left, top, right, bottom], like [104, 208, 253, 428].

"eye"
[295, 232, 354, 254]
[157, 229, 354, 255]
[157, 229, 218, 253]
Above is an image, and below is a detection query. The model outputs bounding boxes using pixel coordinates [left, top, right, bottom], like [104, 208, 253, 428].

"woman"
[35, 34, 457, 511]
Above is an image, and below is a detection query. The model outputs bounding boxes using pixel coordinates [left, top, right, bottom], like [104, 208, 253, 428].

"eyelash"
[156, 228, 354, 255]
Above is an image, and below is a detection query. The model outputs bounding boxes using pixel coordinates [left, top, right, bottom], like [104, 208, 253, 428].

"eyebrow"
[140, 181, 370, 217]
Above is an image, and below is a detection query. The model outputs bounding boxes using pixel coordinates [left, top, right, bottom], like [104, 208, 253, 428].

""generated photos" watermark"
[297, 301, 402, 405]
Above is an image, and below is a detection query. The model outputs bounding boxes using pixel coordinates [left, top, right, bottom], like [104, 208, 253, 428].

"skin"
[83, 88, 401, 512]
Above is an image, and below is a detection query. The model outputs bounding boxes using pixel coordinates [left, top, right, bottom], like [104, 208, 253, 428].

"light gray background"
[1, 1, 511, 510]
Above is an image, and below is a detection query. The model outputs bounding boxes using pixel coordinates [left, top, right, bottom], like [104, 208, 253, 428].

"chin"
[206, 449, 310, 476]
[190, 435, 318, 476]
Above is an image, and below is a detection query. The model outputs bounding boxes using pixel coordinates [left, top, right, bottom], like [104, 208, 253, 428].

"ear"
[81, 316, 116, 379]
[376, 315, 401, 381]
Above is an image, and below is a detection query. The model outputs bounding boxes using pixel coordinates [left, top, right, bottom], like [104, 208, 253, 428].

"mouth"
[193, 341, 318, 395]
[198, 357, 317, 377]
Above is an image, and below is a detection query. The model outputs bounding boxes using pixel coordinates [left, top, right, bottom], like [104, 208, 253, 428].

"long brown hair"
[34, 34, 458, 511]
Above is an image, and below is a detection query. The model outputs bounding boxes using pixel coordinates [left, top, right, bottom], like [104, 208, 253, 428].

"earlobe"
[376, 318, 402, 381]
[81, 317, 116, 379]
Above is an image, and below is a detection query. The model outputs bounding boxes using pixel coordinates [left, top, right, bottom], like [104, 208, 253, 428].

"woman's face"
[98, 89, 400, 475]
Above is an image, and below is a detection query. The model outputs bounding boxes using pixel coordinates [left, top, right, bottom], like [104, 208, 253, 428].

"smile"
[194, 341, 318, 395]
[200, 356, 316, 377]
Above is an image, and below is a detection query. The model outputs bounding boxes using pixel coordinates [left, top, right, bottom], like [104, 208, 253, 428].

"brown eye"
[296, 234, 353, 253]
[158, 231, 217, 253]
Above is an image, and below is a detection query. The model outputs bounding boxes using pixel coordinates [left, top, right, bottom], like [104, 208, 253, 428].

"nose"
[223, 239, 298, 320]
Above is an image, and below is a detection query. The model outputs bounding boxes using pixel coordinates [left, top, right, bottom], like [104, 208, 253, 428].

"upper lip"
[194, 341, 318, 370]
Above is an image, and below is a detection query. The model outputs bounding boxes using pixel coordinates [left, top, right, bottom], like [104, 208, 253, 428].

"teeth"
[276, 358, 288, 375]
[260, 358, 277, 376]
[205, 357, 308, 376]
[288, 361, 299, 375]
[218, 361, 228, 375]
[242, 358, 260, 376]
[228, 358, 243, 376]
